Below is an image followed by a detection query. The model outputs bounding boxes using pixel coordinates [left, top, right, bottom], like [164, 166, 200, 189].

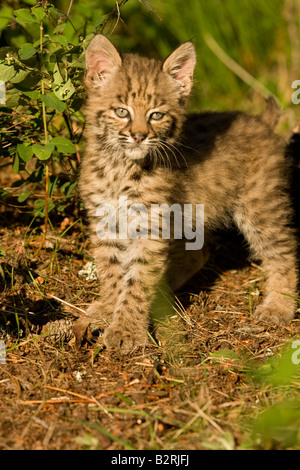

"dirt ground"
[0, 211, 299, 450]
[0, 131, 300, 450]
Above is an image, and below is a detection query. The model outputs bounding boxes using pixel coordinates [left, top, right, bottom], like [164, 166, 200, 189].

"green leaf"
[53, 35, 68, 47]
[22, 89, 40, 99]
[17, 143, 33, 162]
[13, 71, 40, 89]
[41, 93, 66, 112]
[66, 181, 77, 197]
[18, 43, 37, 60]
[10, 69, 29, 84]
[14, 8, 39, 24]
[31, 6, 46, 21]
[53, 63, 63, 85]
[13, 153, 19, 173]
[53, 23, 67, 34]
[34, 198, 55, 217]
[0, 64, 16, 83]
[0, 7, 13, 34]
[0, 246, 6, 257]
[60, 180, 77, 197]
[33, 198, 46, 217]
[54, 78, 75, 101]
[18, 190, 30, 203]
[48, 175, 59, 197]
[32, 143, 53, 161]
[50, 136, 76, 154]
[5, 92, 19, 108]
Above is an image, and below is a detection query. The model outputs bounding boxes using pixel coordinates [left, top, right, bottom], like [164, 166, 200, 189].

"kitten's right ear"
[85, 34, 122, 89]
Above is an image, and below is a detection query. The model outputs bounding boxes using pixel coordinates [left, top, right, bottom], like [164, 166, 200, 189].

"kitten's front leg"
[103, 238, 168, 353]
[85, 239, 125, 327]
[73, 239, 125, 348]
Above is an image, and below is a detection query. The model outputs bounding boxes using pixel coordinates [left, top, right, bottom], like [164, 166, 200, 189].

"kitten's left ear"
[163, 42, 196, 97]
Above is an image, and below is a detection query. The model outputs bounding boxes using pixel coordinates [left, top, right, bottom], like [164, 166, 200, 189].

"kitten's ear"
[163, 42, 196, 97]
[85, 34, 122, 89]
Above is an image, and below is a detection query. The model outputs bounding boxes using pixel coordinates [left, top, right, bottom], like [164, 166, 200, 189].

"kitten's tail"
[259, 95, 281, 129]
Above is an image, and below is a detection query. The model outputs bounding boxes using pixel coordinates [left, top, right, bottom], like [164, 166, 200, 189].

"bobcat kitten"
[79, 34, 298, 352]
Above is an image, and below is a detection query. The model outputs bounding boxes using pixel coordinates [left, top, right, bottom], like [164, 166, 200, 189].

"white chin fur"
[124, 147, 147, 160]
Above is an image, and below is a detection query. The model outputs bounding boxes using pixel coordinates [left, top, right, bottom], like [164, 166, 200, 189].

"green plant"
[0, 1, 129, 251]
[1, 2, 85, 221]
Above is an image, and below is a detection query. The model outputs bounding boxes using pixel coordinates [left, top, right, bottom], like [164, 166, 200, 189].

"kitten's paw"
[254, 304, 294, 325]
[103, 323, 148, 353]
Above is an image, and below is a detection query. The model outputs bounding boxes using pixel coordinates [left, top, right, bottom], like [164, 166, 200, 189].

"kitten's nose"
[131, 131, 147, 143]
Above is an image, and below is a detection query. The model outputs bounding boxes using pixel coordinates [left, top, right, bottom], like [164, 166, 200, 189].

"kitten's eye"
[150, 112, 164, 121]
[115, 108, 130, 118]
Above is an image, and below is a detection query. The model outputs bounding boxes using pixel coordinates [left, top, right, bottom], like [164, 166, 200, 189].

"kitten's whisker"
[165, 141, 189, 168]
[158, 140, 187, 169]
[151, 147, 164, 171]
[155, 145, 172, 171]
[179, 141, 202, 154]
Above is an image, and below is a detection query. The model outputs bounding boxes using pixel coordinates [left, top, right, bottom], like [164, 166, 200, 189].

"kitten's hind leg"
[233, 203, 298, 325]
[253, 263, 298, 324]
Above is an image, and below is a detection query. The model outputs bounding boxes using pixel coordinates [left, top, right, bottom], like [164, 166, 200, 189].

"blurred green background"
[1, 0, 300, 127]
[53, 0, 299, 128]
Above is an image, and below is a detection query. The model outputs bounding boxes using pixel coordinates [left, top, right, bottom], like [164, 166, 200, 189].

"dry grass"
[0, 219, 299, 450]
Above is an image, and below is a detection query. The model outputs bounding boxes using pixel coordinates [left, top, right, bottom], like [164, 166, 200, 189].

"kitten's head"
[84, 35, 196, 162]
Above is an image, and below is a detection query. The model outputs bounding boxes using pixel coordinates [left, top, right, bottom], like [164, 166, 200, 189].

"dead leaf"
[72, 317, 92, 350]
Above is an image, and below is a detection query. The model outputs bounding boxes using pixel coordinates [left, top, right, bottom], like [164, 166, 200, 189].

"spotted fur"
[80, 35, 298, 352]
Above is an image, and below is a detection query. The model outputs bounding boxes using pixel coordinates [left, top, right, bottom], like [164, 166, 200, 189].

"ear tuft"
[163, 42, 196, 97]
[85, 34, 122, 89]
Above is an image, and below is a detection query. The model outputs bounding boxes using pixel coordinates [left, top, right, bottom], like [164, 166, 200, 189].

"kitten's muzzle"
[131, 131, 147, 143]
